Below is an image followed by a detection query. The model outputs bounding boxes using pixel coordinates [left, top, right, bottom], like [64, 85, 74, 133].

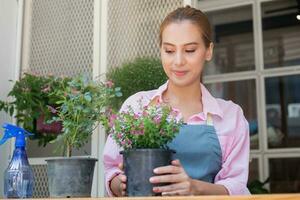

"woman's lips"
[173, 70, 187, 77]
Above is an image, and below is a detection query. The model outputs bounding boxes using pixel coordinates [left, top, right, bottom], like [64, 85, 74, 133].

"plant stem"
[66, 140, 72, 157]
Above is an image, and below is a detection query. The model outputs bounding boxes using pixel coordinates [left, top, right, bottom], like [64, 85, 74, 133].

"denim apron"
[167, 114, 222, 183]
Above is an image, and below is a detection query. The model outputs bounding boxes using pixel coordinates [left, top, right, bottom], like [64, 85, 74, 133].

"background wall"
[0, 0, 19, 197]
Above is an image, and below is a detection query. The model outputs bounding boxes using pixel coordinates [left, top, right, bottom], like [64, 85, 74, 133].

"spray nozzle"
[0, 123, 33, 147]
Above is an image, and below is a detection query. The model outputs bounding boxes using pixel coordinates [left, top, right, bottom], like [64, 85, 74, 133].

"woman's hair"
[159, 6, 212, 48]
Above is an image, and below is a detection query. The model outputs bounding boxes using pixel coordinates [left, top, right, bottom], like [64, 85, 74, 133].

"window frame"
[198, 0, 300, 189]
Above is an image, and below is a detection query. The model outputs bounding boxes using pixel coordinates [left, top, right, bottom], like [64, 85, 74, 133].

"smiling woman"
[103, 6, 250, 197]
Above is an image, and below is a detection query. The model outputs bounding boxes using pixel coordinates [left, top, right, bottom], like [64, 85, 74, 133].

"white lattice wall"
[107, 0, 183, 69]
[21, 0, 94, 78]
[20, 0, 95, 197]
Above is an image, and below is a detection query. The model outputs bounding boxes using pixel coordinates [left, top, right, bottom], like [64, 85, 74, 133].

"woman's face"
[160, 20, 213, 87]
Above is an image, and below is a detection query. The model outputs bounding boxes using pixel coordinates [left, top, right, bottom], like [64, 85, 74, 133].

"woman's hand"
[110, 163, 127, 196]
[149, 159, 194, 196]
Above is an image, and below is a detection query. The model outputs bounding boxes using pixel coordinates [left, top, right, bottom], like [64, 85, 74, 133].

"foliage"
[247, 178, 269, 194]
[49, 76, 122, 157]
[107, 57, 167, 110]
[0, 73, 69, 146]
[103, 100, 183, 150]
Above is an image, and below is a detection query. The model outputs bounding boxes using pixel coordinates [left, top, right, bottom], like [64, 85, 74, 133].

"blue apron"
[167, 114, 222, 183]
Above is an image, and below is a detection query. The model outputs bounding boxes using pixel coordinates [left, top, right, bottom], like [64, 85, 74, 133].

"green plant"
[107, 57, 167, 110]
[49, 76, 121, 157]
[103, 100, 183, 150]
[247, 178, 269, 194]
[0, 73, 69, 146]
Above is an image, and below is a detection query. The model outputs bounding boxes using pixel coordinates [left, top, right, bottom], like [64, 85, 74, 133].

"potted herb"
[45, 76, 121, 197]
[104, 101, 183, 196]
[0, 73, 68, 146]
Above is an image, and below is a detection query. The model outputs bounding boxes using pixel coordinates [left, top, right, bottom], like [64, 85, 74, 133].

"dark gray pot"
[46, 157, 97, 197]
[122, 149, 174, 196]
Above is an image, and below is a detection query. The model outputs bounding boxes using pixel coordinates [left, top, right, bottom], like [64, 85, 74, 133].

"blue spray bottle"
[0, 123, 34, 198]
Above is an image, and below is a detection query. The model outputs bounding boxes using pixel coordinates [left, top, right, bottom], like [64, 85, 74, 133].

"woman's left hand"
[149, 159, 194, 196]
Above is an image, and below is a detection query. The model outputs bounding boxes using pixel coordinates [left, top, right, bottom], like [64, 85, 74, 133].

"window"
[199, 0, 300, 193]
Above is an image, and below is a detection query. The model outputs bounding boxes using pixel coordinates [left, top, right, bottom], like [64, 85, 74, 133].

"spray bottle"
[0, 123, 34, 198]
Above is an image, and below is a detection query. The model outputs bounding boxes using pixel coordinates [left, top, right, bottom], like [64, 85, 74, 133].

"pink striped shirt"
[103, 81, 250, 195]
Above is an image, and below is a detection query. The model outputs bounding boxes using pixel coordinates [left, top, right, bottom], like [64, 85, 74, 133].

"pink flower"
[134, 113, 140, 119]
[171, 108, 179, 117]
[105, 80, 114, 88]
[142, 110, 148, 117]
[109, 114, 117, 127]
[42, 85, 51, 93]
[154, 116, 161, 124]
[47, 105, 57, 114]
[139, 123, 144, 129]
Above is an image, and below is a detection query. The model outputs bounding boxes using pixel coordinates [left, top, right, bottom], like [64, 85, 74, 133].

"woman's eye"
[165, 50, 174, 54]
[185, 49, 196, 53]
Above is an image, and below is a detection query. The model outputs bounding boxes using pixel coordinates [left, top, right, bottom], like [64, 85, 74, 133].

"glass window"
[205, 5, 255, 75]
[265, 74, 300, 148]
[205, 79, 258, 149]
[269, 157, 300, 193]
[248, 158, 259, 183]
[262, 0, 300, 68]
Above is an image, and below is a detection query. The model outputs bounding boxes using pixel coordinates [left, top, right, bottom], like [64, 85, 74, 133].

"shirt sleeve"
[103, 134, 122, 196]
[214, 106, 250, 195]
[102, 92, 145, 196]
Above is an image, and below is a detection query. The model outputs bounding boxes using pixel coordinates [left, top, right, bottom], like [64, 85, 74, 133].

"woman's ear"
[205, 42, 214, 61]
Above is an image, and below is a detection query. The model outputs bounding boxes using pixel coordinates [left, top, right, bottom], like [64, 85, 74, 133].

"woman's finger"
[153, 165, 181, 175]
[171, 159, 182, 166]
[162, 189, 189, 196]
[150, 173, 186, 184]
[153, 182, 188, 193]
[118, 174, 127, 183]
[118, 163, 124, 170]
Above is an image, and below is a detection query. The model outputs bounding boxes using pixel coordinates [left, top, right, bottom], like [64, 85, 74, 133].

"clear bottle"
[0, 123, 34, 198]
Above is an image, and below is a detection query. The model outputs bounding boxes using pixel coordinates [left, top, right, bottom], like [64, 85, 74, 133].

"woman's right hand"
[110, 163, 127, 196]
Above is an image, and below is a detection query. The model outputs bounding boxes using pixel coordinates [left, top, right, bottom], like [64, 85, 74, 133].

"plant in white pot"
[46, 76, 121, 197]
[104, 101, 183, 196]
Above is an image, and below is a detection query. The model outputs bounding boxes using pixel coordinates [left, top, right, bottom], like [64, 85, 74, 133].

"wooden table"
[31, 194, 300, 200]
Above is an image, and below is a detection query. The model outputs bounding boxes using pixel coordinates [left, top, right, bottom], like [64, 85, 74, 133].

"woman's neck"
[163, 81, 202, 105]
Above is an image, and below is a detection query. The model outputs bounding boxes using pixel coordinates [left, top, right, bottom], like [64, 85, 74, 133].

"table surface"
[27, 193, 300, 200]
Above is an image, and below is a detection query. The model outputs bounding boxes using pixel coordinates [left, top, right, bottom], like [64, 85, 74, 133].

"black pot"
[121, 149, 174, 196]
[46, 157, 97, 197]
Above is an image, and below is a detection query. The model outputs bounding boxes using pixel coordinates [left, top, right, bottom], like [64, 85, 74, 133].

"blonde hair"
[159, 6, 212, 48]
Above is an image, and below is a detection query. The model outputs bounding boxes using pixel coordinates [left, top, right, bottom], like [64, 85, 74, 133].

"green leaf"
[115, 92, 122, 97]
[84, 93, 92, 102]
[9, 106, 14, 116]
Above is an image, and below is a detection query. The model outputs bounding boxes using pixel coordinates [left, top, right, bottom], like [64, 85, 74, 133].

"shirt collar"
[151, 81, 224, 119]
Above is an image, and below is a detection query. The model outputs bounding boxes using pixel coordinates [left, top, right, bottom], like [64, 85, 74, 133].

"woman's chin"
[168, 77, 196, 88]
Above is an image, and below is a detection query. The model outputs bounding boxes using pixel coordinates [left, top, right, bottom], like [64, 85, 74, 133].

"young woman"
[103, 6, 250, 196]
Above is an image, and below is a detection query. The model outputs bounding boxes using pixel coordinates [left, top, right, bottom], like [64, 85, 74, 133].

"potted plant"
[45, 76, 121, 197]
[104, 101, 183, 196]
[0, 73, 69, 146]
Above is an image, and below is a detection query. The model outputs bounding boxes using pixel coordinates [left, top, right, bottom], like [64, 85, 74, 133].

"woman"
[103, 6, 250, 196]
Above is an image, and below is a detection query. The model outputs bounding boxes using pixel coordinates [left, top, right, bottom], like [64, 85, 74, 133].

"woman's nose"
[174, 51, 186, 67]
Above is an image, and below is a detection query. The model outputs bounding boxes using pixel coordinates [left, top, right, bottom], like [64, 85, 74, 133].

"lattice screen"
[21, 0, 94, 78]
[107, 0, 183, 69]
[32, 164, 49, 198]
[21, 1, 94, 197]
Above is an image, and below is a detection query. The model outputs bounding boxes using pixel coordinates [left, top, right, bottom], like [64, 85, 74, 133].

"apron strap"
[206, 113, 213, 126]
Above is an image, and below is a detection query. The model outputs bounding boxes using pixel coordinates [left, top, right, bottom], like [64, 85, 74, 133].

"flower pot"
[45, 157, 97, 197]
[121, 149, 174, 196]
